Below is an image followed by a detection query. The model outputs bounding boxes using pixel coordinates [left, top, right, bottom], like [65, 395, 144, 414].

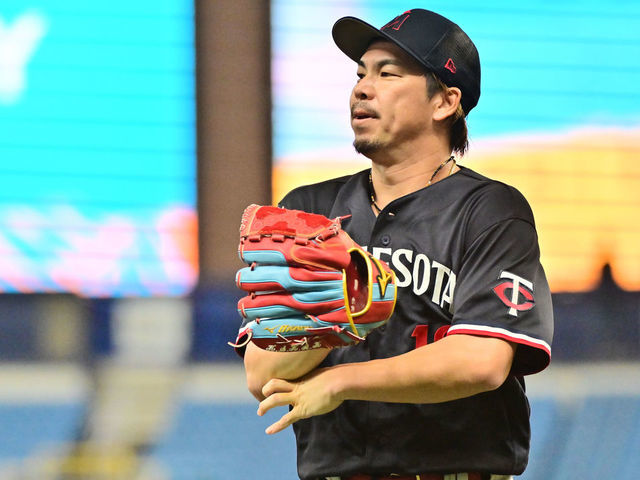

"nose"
[352, 74, 374, 100]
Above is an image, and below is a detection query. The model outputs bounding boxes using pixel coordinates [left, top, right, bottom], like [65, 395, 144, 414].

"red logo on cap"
[444, 58, 457, 74]
[382, 11, 411, 31]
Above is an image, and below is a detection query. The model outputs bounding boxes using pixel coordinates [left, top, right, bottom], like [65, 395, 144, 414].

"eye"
[380, 70, 397, 77]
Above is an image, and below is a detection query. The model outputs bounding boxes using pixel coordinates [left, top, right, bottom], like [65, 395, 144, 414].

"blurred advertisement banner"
[0, 1, 196, 297]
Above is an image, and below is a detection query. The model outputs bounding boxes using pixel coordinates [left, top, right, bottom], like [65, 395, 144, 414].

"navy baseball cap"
[332, 9, 481, 114]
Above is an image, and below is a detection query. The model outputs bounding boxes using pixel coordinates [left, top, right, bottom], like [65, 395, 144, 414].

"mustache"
[350, 102, 379, 118]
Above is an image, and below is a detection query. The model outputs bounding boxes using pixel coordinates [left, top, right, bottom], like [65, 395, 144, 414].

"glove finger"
[239, 248, 289, 266]
[238, 288, 345, 320]
[240, 243, 352, 270]
[238, 204, 353, 269]
[236, 265, 343, 292]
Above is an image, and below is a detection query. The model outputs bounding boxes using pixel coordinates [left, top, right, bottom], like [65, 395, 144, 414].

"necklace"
[369, 156, 456, 213]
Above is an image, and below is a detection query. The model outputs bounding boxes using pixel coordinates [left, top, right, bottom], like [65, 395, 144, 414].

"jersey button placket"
[380, 234, 391, 246]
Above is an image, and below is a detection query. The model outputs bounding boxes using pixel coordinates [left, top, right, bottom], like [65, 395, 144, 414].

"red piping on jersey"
[450, 327, 550, 354]
[447, 323, 550, 354]
[447, 324, 551, 375]
[447, 324, 551, 357]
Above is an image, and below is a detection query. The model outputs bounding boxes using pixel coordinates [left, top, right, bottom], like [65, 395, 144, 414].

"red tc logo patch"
[493, 271, 535, 316]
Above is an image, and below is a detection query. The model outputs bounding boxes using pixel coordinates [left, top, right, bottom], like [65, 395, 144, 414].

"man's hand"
[257, 368, 344, 435]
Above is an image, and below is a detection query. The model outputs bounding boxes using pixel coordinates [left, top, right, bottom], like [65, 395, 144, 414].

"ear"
[432, 87, 462, 122]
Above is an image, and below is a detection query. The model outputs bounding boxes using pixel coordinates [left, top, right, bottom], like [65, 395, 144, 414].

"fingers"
[262, 378, 292, 398]
[258, 378, 299, 434]
[256, 372, 343, 435]
[257, 391, 291, 417]
[265, 410, 296, 435]
[257, 378, 294, 417]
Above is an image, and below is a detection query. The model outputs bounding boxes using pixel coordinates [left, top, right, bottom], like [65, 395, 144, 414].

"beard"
[353, 137, 385, 156]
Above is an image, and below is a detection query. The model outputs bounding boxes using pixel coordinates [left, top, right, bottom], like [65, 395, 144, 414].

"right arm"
[244, 343, 331, 401]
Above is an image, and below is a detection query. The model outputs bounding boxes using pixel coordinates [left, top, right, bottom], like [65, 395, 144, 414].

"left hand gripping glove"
[230, 204, 397, 352]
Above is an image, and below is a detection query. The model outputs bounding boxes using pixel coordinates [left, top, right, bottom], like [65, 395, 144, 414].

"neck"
[369, 149, 458, 212]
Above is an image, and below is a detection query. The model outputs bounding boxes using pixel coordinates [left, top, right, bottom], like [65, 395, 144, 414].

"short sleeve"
[278, 175, 354, 215]
[448, 218, 553, 375]
[278, 189, 307, 210]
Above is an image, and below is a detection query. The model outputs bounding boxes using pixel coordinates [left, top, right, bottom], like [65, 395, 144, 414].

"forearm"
[256, 334, 517, 434]
[331, 335, 515, 404]
[244, 342, 331, 400]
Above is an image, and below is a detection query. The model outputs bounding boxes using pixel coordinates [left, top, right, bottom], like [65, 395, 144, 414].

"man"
[238, 8, 553, 480]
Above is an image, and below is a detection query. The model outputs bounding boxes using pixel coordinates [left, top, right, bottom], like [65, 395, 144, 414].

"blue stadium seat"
[0, 403, 85, 461]
[150, 402, 298, 480]
[552, 396, 640, 479]
[616, 396, 640, 478]
[517, 397, 565, 479]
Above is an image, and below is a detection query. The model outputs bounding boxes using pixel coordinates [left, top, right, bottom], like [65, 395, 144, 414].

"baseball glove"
[230, 204, 397, 352]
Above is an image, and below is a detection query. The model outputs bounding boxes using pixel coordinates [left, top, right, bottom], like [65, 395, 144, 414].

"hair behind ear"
[426, 73, 469, 156]
[449, 104, 468, 156]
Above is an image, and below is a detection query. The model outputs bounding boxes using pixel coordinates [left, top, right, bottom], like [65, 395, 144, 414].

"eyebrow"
[357, 58, 402, 69]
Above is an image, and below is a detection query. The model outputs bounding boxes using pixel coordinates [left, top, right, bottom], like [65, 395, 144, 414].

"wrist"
[324, 364, 354, 402]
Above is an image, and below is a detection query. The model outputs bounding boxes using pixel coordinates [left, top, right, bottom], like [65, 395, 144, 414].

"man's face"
[350, 41, 434, 157]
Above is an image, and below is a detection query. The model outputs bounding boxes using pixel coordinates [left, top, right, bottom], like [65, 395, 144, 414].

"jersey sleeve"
[278, 175, 353, 215]
[448, 217, 553, 376]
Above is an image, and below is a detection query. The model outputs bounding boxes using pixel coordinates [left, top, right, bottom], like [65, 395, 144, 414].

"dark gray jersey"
[277, 166, 553, 478]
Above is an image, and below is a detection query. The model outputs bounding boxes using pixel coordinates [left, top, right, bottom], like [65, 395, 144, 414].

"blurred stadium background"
[0, 0, 638, 479]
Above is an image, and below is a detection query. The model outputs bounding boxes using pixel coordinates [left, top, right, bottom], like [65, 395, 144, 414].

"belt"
[326, 473, 488, 480]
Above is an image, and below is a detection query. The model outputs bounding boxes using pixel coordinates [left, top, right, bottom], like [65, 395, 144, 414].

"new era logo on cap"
[444, 58, 457, 74]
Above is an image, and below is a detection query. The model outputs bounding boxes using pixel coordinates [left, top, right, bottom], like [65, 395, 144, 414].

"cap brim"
[332, 17, 388, 63]
[332, 16, 434, 73]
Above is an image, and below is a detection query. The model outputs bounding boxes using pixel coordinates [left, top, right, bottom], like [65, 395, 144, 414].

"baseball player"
[237, 8, 553, 480]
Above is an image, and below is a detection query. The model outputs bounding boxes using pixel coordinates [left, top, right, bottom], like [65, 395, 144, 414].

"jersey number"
[411, 325, 450, 348]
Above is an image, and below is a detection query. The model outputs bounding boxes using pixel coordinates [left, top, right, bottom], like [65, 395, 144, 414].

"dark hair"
[426, 73, 469, 156]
